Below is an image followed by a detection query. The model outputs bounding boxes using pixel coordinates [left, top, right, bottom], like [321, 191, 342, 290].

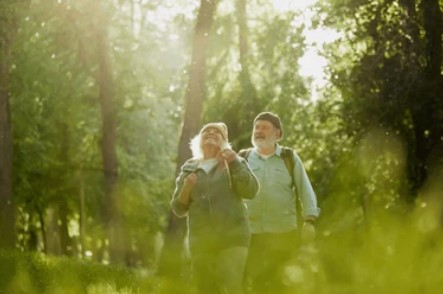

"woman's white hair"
[189, 134, 231, 159]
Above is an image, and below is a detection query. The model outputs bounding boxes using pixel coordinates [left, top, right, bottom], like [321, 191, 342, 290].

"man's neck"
[257, 145, 276, 156]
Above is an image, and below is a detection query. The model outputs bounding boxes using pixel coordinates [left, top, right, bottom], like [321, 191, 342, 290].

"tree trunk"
[407, 0, 443, 196]
[78, 170, 86, 257]
[232, 0, 259, 148]
[27, 214, 39, 251]
[0, 4, 16, 250]
[159, 0, 219, 279]
[421, 0, 442, 78]
[59, 201, 72, 255]
[58, 123, 72, 256]
[37, 207, 48, 253]
[45, 207, 61, 255]
[95, 5, 122, 264]
[176, 0, 219, 172]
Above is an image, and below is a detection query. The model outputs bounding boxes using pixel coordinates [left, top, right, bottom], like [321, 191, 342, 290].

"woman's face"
[201, 127, 225, 150]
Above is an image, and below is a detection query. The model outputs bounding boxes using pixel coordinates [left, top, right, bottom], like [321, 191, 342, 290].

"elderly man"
[241, 112, 320, 293]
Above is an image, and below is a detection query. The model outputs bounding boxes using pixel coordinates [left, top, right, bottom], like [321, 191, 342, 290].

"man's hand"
[301, 221, 316, 243]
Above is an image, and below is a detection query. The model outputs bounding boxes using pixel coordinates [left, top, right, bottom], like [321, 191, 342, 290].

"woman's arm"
[229, 157, 259, 199]
[171, 172, 197, 217]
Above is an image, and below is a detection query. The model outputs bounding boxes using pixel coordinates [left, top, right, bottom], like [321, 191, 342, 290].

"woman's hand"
[184, 172, 198, 188]
[217, 149, 236, 164]
[179, 173, 198, 204]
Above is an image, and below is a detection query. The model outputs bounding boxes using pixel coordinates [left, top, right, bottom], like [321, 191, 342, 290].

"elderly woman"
[171, 122, 259, 294]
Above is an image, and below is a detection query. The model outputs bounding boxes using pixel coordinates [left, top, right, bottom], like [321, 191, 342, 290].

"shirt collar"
[275, 144, 283, 156]
[253, 144, 282, 158]
[197, 158, 218, 173]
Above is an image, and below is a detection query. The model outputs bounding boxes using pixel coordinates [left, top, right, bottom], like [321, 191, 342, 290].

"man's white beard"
[252, 137, 276, 149]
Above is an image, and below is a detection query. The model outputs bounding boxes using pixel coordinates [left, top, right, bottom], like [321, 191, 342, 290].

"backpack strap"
[280, 146, 295, 184]
[280, 146, 304, 229]
[239, 147, 295, 183]
[238, 148, 253, 161]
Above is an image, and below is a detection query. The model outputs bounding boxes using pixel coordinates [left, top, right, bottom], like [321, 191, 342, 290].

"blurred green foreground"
[2, 204, 443, 294]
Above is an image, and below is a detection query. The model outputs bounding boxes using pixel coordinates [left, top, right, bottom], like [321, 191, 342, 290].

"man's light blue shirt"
[244, 144, 320, 234]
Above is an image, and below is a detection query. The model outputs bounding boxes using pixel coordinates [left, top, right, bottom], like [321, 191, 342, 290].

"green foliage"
[3, 202, 443, 293]
[204, 7, 310, 149]
[7, 0, 187, 260]
[319, 0, 443, 197]
[0, 250, 138, 293]
[313, 214, 443, 294]
[3, 0, 443, 290]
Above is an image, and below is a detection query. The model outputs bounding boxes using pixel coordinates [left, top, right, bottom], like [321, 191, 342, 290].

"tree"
[321, 0, 443, 200]
[93, 1, 123, 264]
[159, 0, 219, 278]
[176, 0, 220, 171]
[223, 0, 259, 148]
[6, 0, 186, 264]
[0, 14, 15, 249]
[0, 0, 29, 249]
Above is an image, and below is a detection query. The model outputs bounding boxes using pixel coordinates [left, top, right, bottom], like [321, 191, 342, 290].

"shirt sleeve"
[170, 170, 190, 218]
[292, 152, 320, 219]
[229, 157, 259, 199]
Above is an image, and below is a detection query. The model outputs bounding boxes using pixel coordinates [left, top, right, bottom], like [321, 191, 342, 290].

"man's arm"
[292, 152, 320, 220]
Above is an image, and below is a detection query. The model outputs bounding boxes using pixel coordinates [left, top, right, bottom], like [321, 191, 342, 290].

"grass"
[1, 206, 443, 293]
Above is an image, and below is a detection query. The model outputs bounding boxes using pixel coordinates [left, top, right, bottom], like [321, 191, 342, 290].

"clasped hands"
[182, 149, 236, 191]
[217, 148, 236, 164]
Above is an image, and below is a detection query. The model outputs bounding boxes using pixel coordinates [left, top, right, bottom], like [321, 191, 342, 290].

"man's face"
[252, 120, 280, 149]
